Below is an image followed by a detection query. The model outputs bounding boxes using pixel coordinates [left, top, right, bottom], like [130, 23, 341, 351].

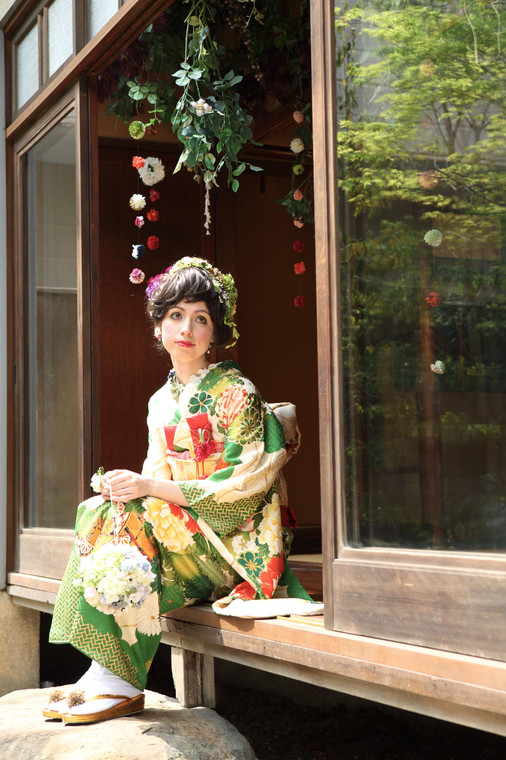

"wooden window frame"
[5, 0, 175, 579]
[311, 0, 506, 661]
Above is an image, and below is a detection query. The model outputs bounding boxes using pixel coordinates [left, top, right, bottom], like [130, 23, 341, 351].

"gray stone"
[0, 688, 257, 760]
[0, 593, 39, 696]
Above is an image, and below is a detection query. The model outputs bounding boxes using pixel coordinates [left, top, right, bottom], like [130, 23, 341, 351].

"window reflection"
[337, 1, 506, 550]
[26, 112, 79, 528]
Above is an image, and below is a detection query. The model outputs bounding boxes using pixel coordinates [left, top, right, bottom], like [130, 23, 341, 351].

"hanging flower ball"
[293, 189, 304, 201]
[426, 292, 441, 307]
[294, 261, 306, 275]
[150, 189, 160, 202]
[129, 268, 145, 284]
[430, 360, 445, 375]
[132, 156, 145, 169]
[424, 229, 443, 247]
[138, 157, 165, 186]
[419, 59, 436, 77]
[128, 121, 146, 140]
[419, 170, 438, 189]
[135, 216, 145, 228]
[293, 240, 304, 253]
[147, 235, 160, 250]
[293, 110, 305, 124]
[293, 218, 304, 228]
[129, 194, 146, 211]
[147, 209, 159, 222]
[293, 164, 305, 175]
[294, 295, 306, 308]
[290, 137, 305, 154]
[131, 244, 145, 260]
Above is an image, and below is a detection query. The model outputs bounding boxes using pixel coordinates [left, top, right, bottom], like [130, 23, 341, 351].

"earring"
[206, 341, 213, 355]
[154, 326, 162, 342]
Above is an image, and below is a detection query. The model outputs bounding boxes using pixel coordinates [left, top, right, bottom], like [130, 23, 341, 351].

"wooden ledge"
[162, 605, 506, 736]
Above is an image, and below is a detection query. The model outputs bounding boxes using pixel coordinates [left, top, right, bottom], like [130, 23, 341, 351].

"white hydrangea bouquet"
[74, 544, 155, 616]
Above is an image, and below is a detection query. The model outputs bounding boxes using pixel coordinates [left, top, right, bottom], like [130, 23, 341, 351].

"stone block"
[0, 688, 257, 760]
[0, 593, 39, 696]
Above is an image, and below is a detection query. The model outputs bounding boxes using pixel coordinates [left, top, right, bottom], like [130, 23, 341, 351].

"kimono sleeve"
[178, 382, 288, 535]
[141, 393, 172, 481]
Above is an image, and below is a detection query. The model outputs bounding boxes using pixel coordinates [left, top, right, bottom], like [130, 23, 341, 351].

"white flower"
[129, 194, 146, 211]
[424, 229, 443, 247]
[290, 137, 305, 154]
[90, 468, 103, 493]
[191, 98, 213, 116]
[138, 157, 165, 186]
[137, 593, 161, 637]
[431, 360, 445, 374]
[75, 544, 155, 616]
[257, 494, 283, 555]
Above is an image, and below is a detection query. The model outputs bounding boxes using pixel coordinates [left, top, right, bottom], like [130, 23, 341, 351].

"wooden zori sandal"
[42, 687, 70, 720]
[61, 692, 145, 724]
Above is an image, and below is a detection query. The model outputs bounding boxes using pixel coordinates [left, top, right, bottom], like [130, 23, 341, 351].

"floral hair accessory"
[132, 156, 145, 169]
[129, 268, 145, 284]
[150, 189, 160, 202]
[147, 257, 239, 347]
[147, 209, 159, 222]
[129, 194, 146, 211]
[424, 229, 443, 247]
[129, 121, 146, 139]
[294, 261, 306, 275]
[294, 295, 306, 308]
[426, 292, 441, 307]
[138, 157, 165, 186]
[135, 216, 145, 228]
[132, 244, 146, 260]
[293, 240, 304, 253]
[147, 235, 160, 250]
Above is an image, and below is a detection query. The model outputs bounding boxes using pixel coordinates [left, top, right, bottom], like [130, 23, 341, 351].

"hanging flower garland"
[128, 145, 165, 285]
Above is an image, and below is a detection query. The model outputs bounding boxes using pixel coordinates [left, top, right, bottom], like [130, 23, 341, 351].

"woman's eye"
[170, 312, 181, 319]
[196, 316, 208, 324]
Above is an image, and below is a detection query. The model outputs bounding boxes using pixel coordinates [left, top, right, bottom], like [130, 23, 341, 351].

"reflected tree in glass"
[336, 0, 506, 550]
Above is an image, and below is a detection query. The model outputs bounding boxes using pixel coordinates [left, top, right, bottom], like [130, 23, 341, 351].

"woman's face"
[161, 299, 214, 370]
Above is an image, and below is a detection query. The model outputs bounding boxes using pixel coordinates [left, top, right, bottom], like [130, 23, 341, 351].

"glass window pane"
[87, 0, 119, 41]
[16, 23, 39, 109]
[337, 1, 506, 551]
[48, 0, 74, 76]
[26, 112, 78, 528]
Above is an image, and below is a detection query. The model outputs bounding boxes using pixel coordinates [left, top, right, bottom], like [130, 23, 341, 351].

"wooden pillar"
[171, 647, 216, 708]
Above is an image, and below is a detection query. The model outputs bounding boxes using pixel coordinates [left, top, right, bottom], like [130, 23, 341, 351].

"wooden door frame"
[310, 0, 506, 660]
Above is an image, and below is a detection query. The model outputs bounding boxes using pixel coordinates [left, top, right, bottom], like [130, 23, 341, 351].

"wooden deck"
[8, 557, 506, 737]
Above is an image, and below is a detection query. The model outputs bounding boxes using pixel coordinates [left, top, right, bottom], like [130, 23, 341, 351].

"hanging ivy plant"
[98, 0, 313, 230]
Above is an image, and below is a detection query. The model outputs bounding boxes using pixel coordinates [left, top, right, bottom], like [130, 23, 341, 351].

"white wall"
[0, 29, 7, 589]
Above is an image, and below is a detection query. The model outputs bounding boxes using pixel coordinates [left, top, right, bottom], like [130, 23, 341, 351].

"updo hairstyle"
[146, 266, 232, 347]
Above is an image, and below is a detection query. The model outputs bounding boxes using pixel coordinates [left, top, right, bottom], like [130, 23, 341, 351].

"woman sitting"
[43, 257, 316, 725]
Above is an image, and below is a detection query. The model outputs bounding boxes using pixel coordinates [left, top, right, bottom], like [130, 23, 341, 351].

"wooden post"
[171, 647, 216, 708]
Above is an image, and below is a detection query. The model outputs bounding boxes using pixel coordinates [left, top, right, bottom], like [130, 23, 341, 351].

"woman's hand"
[101, 469, 148, 503]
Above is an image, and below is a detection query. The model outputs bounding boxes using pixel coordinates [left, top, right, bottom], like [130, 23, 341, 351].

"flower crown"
[146, 257, 239, 347]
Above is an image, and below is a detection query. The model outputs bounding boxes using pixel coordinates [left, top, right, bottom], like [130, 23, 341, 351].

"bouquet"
[74, 544, 155, 615]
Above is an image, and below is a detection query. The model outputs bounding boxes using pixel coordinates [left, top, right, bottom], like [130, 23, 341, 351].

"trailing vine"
[98, 0, 313, 231]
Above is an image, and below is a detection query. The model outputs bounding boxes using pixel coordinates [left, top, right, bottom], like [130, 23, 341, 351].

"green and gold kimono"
[50, 361, 309, 689]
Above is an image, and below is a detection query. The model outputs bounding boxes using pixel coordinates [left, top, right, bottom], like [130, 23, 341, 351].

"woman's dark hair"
[146, 266, 232, 347]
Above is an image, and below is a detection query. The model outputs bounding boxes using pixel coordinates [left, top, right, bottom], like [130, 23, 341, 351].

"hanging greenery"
[98, 0, 312, 229]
